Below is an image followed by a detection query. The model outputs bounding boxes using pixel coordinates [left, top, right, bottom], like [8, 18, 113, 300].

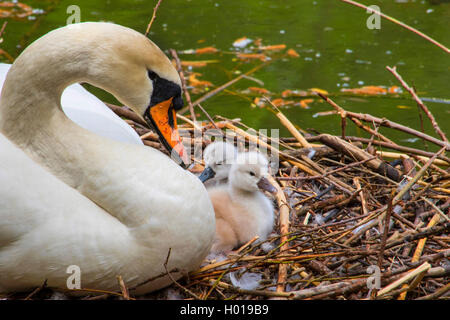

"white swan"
[0, 63, 142, 145]
[208, 151, 276, 253]
[0, 22, 215, 295]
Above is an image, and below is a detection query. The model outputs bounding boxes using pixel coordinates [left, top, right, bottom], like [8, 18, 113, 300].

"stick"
[387, 66, 448, 143]
[116, 275, 130, 300]
[377, 262, 431, 297]
[180, 62, 269, 114]
[170, 49, 196, 123]
[340, 0, 450, 53]
[267, 175, 290, 293]
[144, 0, 164, 36]
[163, 248, 200, 299]
[265, 97, 312, 148]
[317, 134, 403, 182]
[344, 111, 450, 151]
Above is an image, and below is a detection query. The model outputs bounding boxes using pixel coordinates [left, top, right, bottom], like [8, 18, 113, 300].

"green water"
[1, 0, 449, 150]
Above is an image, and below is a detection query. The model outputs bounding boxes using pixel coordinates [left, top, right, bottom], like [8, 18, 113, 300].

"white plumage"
[207, 151, 276, 253]
[0, 63, 142, 145]
[0, 22, 215, 295]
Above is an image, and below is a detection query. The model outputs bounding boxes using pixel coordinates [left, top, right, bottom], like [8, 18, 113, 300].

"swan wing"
[0, 134, 134, 292]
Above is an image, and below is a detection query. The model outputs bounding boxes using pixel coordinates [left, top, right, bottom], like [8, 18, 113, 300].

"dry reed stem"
[386, 66, 448, 143]
[144, 0, 164, 36]
[265, 97, 312, 148]
[268, 175, 290, 293]
[377, 262, 431, 297]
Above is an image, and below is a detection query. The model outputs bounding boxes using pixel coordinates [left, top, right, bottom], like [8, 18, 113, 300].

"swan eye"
[249, 171, 255, 177]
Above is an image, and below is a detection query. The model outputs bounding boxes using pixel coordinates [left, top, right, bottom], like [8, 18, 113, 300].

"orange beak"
[147, 98, 189, 167]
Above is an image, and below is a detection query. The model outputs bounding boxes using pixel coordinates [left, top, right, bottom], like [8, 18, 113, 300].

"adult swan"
[0, 22, 215, 295]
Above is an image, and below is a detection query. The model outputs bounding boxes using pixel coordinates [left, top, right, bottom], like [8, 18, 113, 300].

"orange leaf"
[195, 47, 219, 54]
[248, 87, 270, 95]
[309, 88, 329, 95]
[232, 37, 253, 48]
[287, 48, 300, 58]
[281, 89, 308, 98]
[253, 38, 263, 47]
[341, 86, 387, 95]
[299, 99, 314, 109]
[389, 86, 401, 94]
[259, 44, 286, 51]
[237, 53, 268, 61]
[181, 61, 208, 68]
[271, 98, 294, 107]
[253, 97, 267, 108]
[188, 73, 213, 87]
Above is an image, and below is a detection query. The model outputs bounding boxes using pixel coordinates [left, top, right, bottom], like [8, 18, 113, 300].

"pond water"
[2, 0, 449, 150]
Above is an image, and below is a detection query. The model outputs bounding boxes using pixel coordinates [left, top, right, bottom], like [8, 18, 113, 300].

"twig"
[377, 262, 431, 297]
[180, 62, 269, 114]
[377, 190, 394, 270]
[170, 49, 196, 123]
[163, 248, 201, 299]
[145, 0, 164, 37]
[340, 0, 450, 53]
[116, 275, 130, 300]
[386, 66, 448, 143]
[265, 97, 312, 148]
[267, 175, 290, 293]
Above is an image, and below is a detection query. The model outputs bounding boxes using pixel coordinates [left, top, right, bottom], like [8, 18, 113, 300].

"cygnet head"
[198, 141, 237, 183]
[228, 151, 277, 193]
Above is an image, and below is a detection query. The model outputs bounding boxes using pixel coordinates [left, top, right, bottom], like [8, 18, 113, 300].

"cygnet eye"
[249, 171, 256, 177]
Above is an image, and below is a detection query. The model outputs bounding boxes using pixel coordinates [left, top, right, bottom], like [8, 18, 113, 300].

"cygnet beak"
[198, 166, 216, 183]
[257, 177, 277, 194]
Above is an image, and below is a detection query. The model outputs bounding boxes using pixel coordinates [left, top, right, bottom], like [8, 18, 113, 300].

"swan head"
[229, 151, 277, 193]
[9, 22, 188, 166]
[199, 141, 238, 182]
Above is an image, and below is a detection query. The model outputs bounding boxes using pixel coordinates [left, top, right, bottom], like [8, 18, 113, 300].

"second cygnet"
[208, 151, 276, 253]
[198, 141, 237, 186]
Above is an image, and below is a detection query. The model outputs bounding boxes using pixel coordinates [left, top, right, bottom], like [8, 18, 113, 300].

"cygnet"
[207, 151, 276, 253]
[198, 141, 238, 186]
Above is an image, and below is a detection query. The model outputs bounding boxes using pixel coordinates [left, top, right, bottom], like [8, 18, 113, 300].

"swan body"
[0, 63, 142, 145]
[208, 152, 275, 253]
[198, 141, 238, 186]
[0, 22, 215, 294]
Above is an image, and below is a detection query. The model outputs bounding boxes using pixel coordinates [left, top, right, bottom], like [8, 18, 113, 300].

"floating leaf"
[237, 53, 268, 61]
[271, 98, 294, 107]
[181, 60, 219, 68]
[309, 88, 329, 95]
[389, 85, 401, 94]
[298, 99, 314, 109]
[253, 38, 263, 47]
[341, 85, 387, 95]
[253, 97, 267, 108]
[233, 36, 253, 48]
[281, 89, 308, 98]
[259, 44, 286, 51]
[0, 1, 34, 18]
[188, 73, 213, 87]
[287, 48, 300, 58]
[195, 46, 219, 54]
[247, 87, 270, 95]
[396, 105, 411, 109]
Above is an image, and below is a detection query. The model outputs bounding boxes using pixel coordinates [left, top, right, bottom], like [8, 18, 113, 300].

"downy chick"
[208, 151, 276, 253]
[198, 141, 238, 186]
